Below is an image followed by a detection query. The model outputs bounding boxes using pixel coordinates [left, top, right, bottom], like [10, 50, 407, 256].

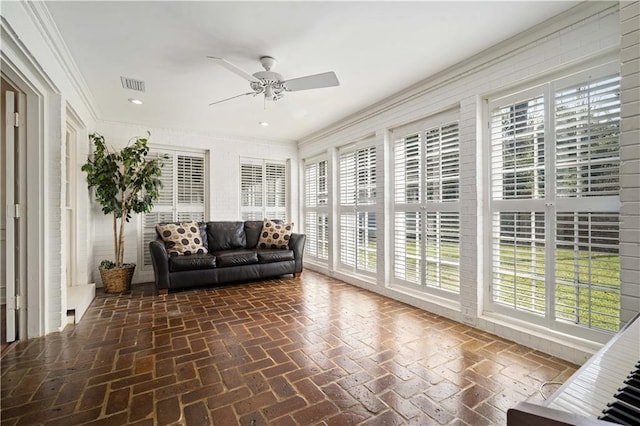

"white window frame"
[485, 62, 621, 340]
[303, 155, 329, 263]
[140, 148, 208, 269]
[240, 158, 288, 221]
[391, 110, 461, 298]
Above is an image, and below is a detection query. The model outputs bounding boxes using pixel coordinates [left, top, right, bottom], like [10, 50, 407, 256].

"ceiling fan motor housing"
[252, 70, 285, 100]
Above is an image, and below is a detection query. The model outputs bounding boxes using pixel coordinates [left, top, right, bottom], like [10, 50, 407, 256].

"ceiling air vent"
[120, 76, 145, 92]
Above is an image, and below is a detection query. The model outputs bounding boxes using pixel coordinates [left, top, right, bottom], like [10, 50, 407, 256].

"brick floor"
[0, 271, 577, 425]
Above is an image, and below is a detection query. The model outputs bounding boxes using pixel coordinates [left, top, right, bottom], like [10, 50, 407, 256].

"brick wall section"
[620, 1, 640, 325]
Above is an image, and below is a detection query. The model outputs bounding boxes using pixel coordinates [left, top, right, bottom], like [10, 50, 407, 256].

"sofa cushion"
[169, 254, 216, 272]
[244, 221, 264, 249]
[213, 249, 258, 268]
[156, 222, 208, 256]
[257, 249, 295, 264]
[257, 219, 294, 249]
[156, 221, 208, 248]
[207, 222, 246, 252]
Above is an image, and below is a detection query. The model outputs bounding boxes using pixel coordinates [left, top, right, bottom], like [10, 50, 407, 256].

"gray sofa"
[149, 221, 305, 295]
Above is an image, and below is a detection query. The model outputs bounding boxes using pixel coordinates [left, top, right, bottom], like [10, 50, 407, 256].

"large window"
[304, 158, 329, 262]
[489, 64, 621, 334]
[142, 150, 206, 267]
[339, 143, 377, 274]
[240, 159, 287, 221]
[393, 115, 460, 294]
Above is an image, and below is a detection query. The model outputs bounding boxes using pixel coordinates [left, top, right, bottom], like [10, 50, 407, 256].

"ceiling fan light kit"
[208, 55, 339, 107]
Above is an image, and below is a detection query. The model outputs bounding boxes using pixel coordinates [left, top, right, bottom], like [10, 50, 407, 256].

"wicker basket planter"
[99, 264, 135, 293]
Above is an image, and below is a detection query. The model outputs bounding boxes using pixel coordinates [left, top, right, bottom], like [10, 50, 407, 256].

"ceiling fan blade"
[284, 71, 339, 92]
[207, 56, 261, 83]
[208, 92, 255, 106]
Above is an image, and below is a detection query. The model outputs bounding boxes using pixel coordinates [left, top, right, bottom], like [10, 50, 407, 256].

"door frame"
[1, 79, 26, 342]
[1, 27, 58, 338]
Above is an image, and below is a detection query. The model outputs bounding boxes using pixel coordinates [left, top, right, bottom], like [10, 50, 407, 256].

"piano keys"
[599, 361, 640, 424]
[507, 313, 640, 425]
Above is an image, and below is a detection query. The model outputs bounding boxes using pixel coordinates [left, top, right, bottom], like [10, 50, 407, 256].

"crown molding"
[22, 1, 100, 121]
[1, 16, 57, 94]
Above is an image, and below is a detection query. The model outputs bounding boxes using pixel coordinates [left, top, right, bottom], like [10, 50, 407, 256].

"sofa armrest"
[149, 240, 170, 292]
[289, 233, 306, 274]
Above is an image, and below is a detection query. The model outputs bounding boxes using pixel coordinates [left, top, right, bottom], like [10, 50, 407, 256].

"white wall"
[619, 1, 640, 325]
[1, 1, 97, 335]
[298, 2, 626, 364]
[92, 121, 299, 285]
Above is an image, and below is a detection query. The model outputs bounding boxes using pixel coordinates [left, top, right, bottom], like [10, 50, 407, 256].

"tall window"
[339, 143, 377, 274]
[304, 158, 329, 262]
[64, 126, 76, 287]
[240, 159, 287, 221]
[489, 64, 620, 334]
[142, 150, 206, 267]
[393, 116, 460, 294]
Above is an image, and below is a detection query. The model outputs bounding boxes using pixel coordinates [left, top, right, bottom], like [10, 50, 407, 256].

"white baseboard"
[67, 283, 96, 324]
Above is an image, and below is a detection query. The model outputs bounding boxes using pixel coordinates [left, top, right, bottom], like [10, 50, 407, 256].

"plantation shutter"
[142, 150, 206, 267]
[394, 133, 422, 284]
[155, 154, 174, 208]
[490, 91, 547, 314]
[304, 159, 329, 262]
[339, 145, 376, 274]
[393, 118, 460, 293]
[491, 211, 546, 314]
[490, 96, 546, 201]
[553, 73, 621, 331]
[265, 163, 286, 219]
[177, 156, 205, 206]
[489, 66, 621, 334]
[240, 159, 287, 221]
[555, 75, 620, 197]
[425, 122, 460, 202]
[240, 162, 263, 220]
[394, 133, 421, 204]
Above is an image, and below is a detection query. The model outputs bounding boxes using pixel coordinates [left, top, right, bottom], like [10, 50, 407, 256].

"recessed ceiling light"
[259, 121, 269, 127]
[128, 98, 143, 105]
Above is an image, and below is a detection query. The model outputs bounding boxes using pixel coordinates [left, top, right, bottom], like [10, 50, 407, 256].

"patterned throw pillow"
[257, 219, 294, 249]
[156, 221, 208, 256]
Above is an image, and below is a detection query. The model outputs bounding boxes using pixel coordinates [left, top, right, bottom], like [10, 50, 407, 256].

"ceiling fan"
[207, 56, 339, 106]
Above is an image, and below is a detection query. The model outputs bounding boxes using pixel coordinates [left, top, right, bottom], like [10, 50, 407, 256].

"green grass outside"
[393, 240, 620, 331]
[494, 243, 620, 331]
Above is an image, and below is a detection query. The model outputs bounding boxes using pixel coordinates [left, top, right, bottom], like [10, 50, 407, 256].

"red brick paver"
[1, 271, 577, 424]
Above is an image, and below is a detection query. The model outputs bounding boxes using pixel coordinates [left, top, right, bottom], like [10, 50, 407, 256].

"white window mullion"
[544, 82, 556, 329]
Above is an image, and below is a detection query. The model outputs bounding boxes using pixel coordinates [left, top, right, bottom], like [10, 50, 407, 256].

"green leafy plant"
[82, 132, 162, 268]
[99, 259, 116, 270]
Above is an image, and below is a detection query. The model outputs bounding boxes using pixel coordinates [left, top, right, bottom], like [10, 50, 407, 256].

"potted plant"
[82, 132, 163, 293]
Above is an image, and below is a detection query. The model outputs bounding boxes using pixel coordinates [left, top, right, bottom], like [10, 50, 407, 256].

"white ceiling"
[46, 1, 579, 142]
